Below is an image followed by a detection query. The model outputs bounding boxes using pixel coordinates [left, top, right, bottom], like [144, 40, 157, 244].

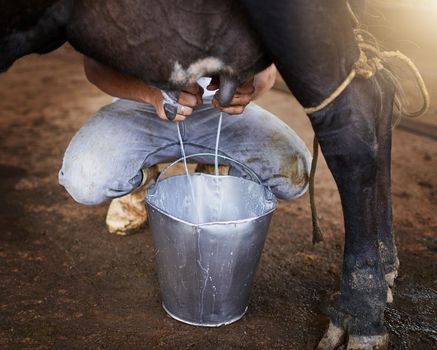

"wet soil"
[0, 44, 436, 349]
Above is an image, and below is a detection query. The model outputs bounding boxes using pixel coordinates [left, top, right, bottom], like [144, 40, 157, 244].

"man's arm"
[84, 56, 160, 105]
[83, 56, 201, 121]
[252, 64, 277, 99]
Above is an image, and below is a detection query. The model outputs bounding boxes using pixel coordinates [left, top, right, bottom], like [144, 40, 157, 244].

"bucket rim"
[145, 173, 277, 227]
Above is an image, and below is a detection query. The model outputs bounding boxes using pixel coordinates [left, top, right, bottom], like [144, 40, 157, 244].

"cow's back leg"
[313, 77, 390, 350]
[238, 1, 394, 348]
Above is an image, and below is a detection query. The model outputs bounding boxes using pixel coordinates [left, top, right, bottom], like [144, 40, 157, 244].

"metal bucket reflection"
[145, 153, 276, 327]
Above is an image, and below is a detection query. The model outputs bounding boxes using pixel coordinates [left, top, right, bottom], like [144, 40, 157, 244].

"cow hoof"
[347, 334, 389, 350]
[317, 322, 345, 350]
[317, 322, 389, 350]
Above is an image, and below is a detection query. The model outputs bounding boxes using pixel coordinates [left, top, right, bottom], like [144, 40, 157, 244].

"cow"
[1, 1, 418, 349]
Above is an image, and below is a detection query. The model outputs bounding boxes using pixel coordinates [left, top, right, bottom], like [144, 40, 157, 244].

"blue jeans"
[59, 99, 311, 205]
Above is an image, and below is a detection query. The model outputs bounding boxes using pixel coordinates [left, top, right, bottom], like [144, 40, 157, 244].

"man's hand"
[207, 78, 255, 115]
[154, 84, 203, 121]
[207, 64, 277, 115]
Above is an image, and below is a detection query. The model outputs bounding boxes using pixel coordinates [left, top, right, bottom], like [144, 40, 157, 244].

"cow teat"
[218, 75, 239, 107]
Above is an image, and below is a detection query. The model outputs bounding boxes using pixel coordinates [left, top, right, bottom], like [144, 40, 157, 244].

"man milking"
[58, 57, 312, 234]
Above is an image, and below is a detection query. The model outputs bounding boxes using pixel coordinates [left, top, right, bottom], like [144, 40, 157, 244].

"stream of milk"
[176, 112, 224, 224]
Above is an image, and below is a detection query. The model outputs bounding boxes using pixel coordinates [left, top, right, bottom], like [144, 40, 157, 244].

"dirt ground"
[0, 39, 436, 350]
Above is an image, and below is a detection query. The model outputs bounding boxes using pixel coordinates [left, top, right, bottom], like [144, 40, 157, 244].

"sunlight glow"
[371, 0, 437, 10]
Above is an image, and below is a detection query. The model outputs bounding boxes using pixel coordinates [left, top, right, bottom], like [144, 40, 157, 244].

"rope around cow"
[303, 6, 430, 244]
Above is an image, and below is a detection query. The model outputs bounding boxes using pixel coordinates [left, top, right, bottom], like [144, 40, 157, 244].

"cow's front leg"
[314, 79, 390, 350]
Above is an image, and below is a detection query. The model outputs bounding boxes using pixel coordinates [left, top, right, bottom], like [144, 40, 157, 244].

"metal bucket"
[145, 153, 276, 327]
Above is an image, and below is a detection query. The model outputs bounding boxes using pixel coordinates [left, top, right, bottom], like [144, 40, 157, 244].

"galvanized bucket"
[145, 153, 276, 327]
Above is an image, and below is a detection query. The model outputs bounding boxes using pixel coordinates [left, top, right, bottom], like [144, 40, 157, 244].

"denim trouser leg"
[59, 99, 311, 205]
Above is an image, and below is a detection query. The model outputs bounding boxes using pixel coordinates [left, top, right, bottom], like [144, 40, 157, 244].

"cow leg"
[317, 72, 400, 349]
[313, 77, 391, 350]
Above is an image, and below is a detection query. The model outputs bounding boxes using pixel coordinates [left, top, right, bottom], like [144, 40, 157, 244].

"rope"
[302, 8, 430, 245]
[303, 70, 357, 115]
[303, 50, 385, 115]
[308, 136, 324, 244]
[358, 43, 430, 118]
[346, 1, 360, 28]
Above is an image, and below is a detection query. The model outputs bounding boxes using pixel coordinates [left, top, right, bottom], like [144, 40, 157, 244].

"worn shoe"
[106, 166, 159, 235]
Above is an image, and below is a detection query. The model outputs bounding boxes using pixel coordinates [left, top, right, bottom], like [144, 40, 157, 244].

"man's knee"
[59, 174, 108, 205]
[58, 107, 147, 205]
[240, 110, 312, 201]
[58, 148, 143, 206]
[59, 151, 111, 205]
[268, 152, 311, 200]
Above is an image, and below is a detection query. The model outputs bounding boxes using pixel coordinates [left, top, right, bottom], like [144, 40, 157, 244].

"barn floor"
[0, 46, 436, 350]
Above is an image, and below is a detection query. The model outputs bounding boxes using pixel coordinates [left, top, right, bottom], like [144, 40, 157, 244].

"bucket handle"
[155, 152, 263, 186]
